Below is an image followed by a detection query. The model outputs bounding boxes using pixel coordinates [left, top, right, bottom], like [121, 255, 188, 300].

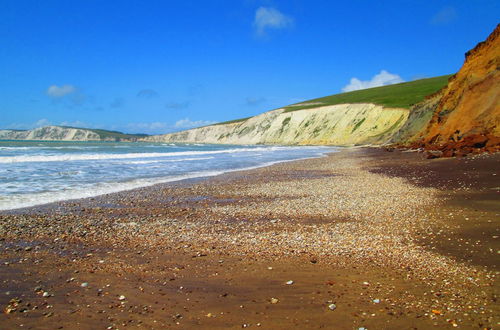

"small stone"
[270, 298, 279, 304]
[328, 303, 337, 311]
[118, 295, 126, 301]
[42, 292, 50, 297]
[373, 299, 380, 304]
[81, 282, 89, 288]
[286, 280, 294, 285]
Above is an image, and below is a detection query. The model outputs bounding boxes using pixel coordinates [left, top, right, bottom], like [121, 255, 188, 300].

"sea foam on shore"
[0, 141, 334, 210]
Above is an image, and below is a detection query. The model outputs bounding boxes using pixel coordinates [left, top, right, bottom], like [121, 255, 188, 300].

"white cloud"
[59, 120, 89, 128]
[431, 6, 457, 25]
[341, 70, 404, 92]
[175, 118, 215, 129]
[34, 118, 51, 127]
[254, 7, 293, 36]
[46, 85, 76, 98]
[5, 118, 52, 130]
[128, 122, 168, 130]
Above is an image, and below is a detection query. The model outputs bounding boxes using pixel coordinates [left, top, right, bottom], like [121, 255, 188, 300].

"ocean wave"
[0, 147, 286, 163]
[123, 157, 214, 164]
[0, 152, 331, 211]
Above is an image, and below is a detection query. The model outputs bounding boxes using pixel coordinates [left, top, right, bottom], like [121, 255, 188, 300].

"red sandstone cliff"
[411, 24, 500, 157]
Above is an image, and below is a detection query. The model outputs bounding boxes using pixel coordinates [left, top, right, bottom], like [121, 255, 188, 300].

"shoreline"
[1, 148, 498, 329]
[0, 145, 335, 212]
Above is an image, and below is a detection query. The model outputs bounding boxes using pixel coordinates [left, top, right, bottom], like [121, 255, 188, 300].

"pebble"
[270, 298, 279, 304]
[42, 292, 50, 297]
[328, 303, 337, 311]
[373, 299, 380, 304]
[118, 295, 126, 301]
[286, 280, 294, 285]
[80, 282, 89, 288]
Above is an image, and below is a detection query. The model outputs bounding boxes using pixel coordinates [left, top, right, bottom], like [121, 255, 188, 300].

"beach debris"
[4, 298, 21, 314]
[328, 303, 337, 311]
[270, 298, 279, 304]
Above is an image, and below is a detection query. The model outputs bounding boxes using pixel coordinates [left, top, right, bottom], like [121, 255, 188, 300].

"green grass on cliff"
[208, 74, 451, 127]
[282, 75, 452, 112]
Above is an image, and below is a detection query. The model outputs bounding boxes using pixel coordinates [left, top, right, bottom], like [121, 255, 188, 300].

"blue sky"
[1, 1, 498, 134]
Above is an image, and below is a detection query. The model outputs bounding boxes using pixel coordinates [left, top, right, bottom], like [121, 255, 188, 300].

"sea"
[0, 141, 334, 211]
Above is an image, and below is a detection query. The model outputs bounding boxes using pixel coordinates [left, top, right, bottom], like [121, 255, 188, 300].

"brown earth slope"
[410, 24, 500, 157]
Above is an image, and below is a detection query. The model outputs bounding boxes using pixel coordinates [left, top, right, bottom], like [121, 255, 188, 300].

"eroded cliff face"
[1, 126, 103, 141]
[144, 104, 409, 146]
[410, 24, 500, 157]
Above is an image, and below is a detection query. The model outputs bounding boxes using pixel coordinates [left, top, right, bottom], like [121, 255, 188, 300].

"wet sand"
[0, 148, 498, 329]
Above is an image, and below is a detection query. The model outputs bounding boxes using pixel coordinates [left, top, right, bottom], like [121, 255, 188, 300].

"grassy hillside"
[283, 75, 452, 112]
[206, 75, 452, 127]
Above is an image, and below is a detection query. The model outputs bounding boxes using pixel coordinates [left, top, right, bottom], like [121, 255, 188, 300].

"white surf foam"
[0, 152, 332, 211]
[0, 147, 286, 163]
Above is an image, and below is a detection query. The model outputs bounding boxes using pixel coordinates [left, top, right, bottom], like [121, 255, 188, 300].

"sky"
[1, 1, 499, 134]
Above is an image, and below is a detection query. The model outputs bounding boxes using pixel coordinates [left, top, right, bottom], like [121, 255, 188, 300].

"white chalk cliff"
[144, 104, 409, 145]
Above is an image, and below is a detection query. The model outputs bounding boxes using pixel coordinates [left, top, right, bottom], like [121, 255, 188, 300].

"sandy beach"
[1, 148, 498, 329]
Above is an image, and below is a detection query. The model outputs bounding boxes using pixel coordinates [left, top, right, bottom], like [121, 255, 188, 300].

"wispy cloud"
[166, 101, 190, 110]
[46, 84, 87, 107]
[341, 70, 404, 92]
[126, 122, 169, 134]
[175, 118, 216, 129]
[430, 6, 457, 25]
[5, 118, 91, 130]
[137, 89, 159, 98]
[59, 120, 89, 128]
[110, 97, 125, 109]
[254, 7, 293, 36]
[245, 97, 266, 106]
[35, 118, 51, 127]
[46, 85, 76, 98]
